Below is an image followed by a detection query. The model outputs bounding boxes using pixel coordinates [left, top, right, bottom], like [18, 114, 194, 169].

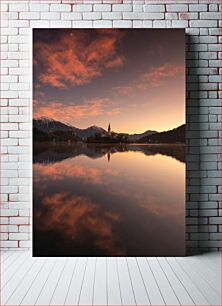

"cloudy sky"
[34, 29, 185, 134]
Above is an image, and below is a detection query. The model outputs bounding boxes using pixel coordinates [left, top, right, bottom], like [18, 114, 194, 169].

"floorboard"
[35, 257, 67, 305]
[137, 257, 165, 305]
[166, 257, 210, 305]
[117, 257, 136, 305]
[1, 252, 30, 289]
[2, 252, 22, 273]
[148, 258, 179, 305]
[196, 252, 220, 274]
[176, 257, 221, 305]
[6, 257, 47, 305]
[107, 257, 122, 306]
[1, 256, 37, 305]
[180, 256, 220, 295]
[157, 258, 195, 305]
[51, 257, 77, 305]
[65, 257, 87, 306]
[127, 257, 150, 305]
[21, 257, 56, 305]
[93, 257, 107, 305]
[79, 257, 96, 305]
[1, 251, 221, 306]
[0, 251, 14, 263]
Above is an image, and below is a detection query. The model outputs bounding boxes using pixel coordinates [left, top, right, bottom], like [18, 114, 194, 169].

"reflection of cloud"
[34, 30, 125, 89]
[34, 160, 119, 185]
[114, 63, 184, 96]
[135, 191, 184, 217]
[35, 192, 124, 255]
[34, 143, 185, 165]
[34, 156, 183, 220]
[34, 152, 185, 255]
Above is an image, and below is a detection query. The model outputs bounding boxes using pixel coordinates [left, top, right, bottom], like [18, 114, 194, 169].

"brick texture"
[0, 0, 221, 253]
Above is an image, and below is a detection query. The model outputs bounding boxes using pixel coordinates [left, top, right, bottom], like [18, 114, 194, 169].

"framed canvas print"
[33, 29, 185, 256]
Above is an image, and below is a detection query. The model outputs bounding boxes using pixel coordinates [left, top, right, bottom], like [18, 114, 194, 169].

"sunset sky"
[33, 29, 185, 134]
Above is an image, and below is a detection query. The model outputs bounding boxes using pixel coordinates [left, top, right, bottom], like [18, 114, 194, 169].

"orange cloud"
[114, 63, 184, 96]
[105, 56, 124, 69]
[34, 96, 120, 122]
[34, 30, 125, 89]
[138, 63, 184, 89]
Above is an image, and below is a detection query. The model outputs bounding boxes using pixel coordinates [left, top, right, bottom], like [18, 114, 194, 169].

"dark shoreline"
[34, 141, 185, 146]
[33, 142, 185, 164]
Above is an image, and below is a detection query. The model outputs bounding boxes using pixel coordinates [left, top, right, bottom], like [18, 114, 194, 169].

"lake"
[33, 143, 185, 256]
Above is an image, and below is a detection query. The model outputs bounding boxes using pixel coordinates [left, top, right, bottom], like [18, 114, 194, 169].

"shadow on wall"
[186, 34, 207, 255]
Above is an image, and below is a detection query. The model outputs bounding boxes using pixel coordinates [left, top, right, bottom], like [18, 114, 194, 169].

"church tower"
[108, 123, 111, 136]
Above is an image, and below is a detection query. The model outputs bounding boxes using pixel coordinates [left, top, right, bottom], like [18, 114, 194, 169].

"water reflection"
[34, 142, 185, 164]
[33, 143, 185, 256]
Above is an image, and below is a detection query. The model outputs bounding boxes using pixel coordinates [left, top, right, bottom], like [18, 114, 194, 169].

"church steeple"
[108, 123, 111, 136]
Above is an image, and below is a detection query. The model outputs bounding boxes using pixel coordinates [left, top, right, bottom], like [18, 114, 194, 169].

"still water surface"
[33, 143, 185, 256]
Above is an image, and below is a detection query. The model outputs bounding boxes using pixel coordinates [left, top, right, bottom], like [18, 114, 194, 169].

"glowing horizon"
[34, 115, 184, 135]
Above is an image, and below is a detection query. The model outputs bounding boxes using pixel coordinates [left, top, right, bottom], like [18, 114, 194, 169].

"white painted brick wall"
[0, 0, 221, 253]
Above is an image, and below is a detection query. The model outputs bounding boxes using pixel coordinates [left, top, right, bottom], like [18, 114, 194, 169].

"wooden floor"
[0, 251, 221, 306]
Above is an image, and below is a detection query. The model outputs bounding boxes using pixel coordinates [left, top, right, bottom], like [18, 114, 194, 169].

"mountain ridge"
[33, 117, 185, 143]
[139, 124, 185, 144]
[33, 117, 158, 141]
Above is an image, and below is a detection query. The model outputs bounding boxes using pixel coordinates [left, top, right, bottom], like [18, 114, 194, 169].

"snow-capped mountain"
[33, 117, 107, 139]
